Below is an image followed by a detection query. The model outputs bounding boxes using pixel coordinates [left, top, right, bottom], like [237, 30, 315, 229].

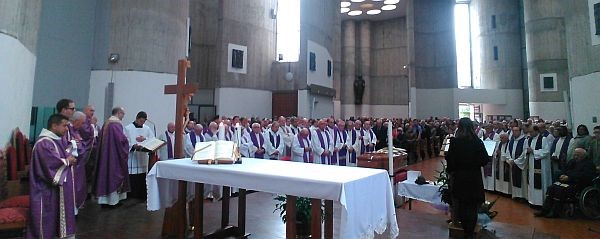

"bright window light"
[277, 0, 300, 62]
[455, 3, 472, 88]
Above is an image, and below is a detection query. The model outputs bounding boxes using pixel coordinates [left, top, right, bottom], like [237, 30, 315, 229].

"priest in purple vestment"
[93, 107, 130, 206]
[66, 111, 93, 210]
[27, 114, 77, 239]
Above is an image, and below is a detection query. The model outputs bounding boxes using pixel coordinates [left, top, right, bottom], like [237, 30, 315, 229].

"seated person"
[534, 148, 598, 218]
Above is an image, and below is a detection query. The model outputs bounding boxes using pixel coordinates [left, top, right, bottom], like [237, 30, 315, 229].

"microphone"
[145, 118, 158, 137]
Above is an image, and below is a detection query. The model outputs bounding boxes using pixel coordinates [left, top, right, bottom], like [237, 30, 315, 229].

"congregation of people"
[26, 97, 600, 238]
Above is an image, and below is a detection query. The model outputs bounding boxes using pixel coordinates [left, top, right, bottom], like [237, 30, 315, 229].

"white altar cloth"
[147, 158, 399, 239]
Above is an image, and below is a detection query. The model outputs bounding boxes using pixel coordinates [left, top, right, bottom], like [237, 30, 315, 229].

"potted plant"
[273, 196, 323, 239]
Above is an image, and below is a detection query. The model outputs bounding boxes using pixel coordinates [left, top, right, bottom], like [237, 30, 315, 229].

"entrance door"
[272, 91, 298, 118]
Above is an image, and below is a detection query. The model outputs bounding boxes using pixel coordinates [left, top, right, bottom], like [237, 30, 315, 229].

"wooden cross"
[162, 59, 198, 238]
[164, 59, 198, 159]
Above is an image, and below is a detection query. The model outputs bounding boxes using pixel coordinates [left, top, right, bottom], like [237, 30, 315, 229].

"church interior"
[1, 0, 600, 238]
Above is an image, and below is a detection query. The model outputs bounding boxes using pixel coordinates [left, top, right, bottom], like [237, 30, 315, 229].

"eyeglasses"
[67, 107, 75, 110]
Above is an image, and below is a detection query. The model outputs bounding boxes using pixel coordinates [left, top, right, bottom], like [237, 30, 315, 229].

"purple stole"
[350, 129, 359, 164]
[297, 134, 312, 163]
[189, 131, 204, 147]
[528, 135, 544, 189]
[359, 129, 366, 154]
[508, 137, 526, 187]
[333, 128, 348, 166]
[250, 133, 265, 158]
[367, 130, 375, 152]
[316, 129, 331, 164]
[268, 132, 281, 159]
[550, 136, 571, 172]
[165, 131, 173, 159]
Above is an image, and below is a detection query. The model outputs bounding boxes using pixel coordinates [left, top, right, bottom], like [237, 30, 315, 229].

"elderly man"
[534, 148, 597, 218]
[311, 119, 334, 164]
[245, 123, 266, 159]
[347, 120, 364, 166]
[292, 128, 312, 162]
[158, 122, 175, 160]
[527, 125, 551, 206]
[333, 120, 349, 166]
[184, 124, 205, 158]
[265, 122, 285, 160]
[495, 133, 511, 195]
[507, 126, 529, 200]
[204, 122, 219, 141]
[68, 111, 92, 210]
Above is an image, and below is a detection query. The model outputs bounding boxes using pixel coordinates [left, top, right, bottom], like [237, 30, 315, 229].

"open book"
[139, 138, 166, 151]
[191, 140, 240, 164]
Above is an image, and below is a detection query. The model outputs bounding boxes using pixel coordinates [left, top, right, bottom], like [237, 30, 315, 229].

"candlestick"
[387, 120, 393, 176]
[218, 122, 225, 140]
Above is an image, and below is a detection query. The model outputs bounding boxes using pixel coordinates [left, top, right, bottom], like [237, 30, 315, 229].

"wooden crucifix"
[162, 59, 198, 238]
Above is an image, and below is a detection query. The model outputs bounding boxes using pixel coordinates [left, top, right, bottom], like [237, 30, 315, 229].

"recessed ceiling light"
[341, 1, 351, 8]
[381, 5, 397, 11]
[341, 7, 350, 13]
[350, 0, 365, 3]
[384, 0, 400, 4]
[348, 10, 363, 16]
[367, 9, 382, 15]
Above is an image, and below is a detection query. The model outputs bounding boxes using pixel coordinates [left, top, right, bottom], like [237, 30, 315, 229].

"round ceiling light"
[341, 1, 351, 8]
[367, 9, 382, 15]
[384, 0, 400, 4]
[348, 10, 363, 16]
[350, 0, 365, 2]
[381, 5, 397, 11]
[341, 7, 350, 13]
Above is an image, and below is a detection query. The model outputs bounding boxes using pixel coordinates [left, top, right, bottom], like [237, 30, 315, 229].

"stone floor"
[4, 156, 600, 238]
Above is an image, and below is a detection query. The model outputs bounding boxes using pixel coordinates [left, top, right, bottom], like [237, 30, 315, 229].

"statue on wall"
[354, 75, 365, 105]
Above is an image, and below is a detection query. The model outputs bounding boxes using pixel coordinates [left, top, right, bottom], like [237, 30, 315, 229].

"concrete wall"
[411, 0, 457, 89]
[33, 0, 97, 107]
[88, 71, 176, 134]
[565, 0, 600, 128]
[524, 0, 569, 120]
[298, 90, 333, 119]
[215, 88, 272, 118]
[306, 40, 333, 88]
[0, 0, 41, 146]
[189, 0, 220, 89]
[470, 0, 523, 90]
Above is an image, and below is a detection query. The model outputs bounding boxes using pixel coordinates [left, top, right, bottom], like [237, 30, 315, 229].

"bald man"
[292, 128, 312, 163]
[158, 122, 176, 160]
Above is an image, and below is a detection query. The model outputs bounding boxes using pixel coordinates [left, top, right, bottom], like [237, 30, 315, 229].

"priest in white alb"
[311, 119, 334, 164]
[526, 125, 551, 206]
[265, 122, 285, 160]
[124, 111, 155, 200]
[158, 122, 175, 160]
[495, 133, 511, 194]
[291, 128, 312, 163]
[507, 126, 528, 200]
[245, 123, 267, 159]
[333, 120, 349, 166]
[347, 120, 364, 166]
[184, 124, 205, 158]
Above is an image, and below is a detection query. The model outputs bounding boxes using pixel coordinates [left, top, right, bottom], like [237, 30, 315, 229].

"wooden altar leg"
[221, 186, 231, 228]
[193, 183, 204, 239]
[162, 181, 188, 238]
[324, 200, 333, 239]
[286, 195, 297, 239]
[311, 198, 322, 239]
[237, 189, 247, 236]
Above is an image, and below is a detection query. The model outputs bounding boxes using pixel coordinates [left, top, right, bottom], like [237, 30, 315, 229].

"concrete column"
[89, 0, 189, 134]
[357, 20, 371, 117]
[341, 20, 356, 117]
[471, 0, 523, 90]
[524, 0, 569, 120]
[0, 0, 41, 146]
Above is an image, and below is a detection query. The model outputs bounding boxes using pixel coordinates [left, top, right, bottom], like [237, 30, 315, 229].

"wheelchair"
[579, 175, 600, 219]
[555, 175, 600, 219]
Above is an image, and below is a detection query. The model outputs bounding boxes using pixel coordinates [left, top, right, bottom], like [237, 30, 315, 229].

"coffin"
[357, 152, 407, 174]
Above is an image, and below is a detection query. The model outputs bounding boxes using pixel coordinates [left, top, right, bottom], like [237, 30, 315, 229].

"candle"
[218, 122, 225, 140]
[387, 120, 393, 176]
[235, 123, 242, 146]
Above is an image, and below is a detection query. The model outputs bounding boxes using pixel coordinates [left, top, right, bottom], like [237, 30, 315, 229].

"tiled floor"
[5, 157, 600, 238]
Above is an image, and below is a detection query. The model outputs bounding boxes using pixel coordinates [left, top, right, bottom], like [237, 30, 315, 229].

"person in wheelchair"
[534, 148, 598, 218]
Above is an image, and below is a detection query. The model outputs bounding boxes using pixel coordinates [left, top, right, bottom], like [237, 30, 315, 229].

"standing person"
[264, 122, 285, 160]
[311, 119, 334, 164]
[526, 125, 551, 206]
[373, 119, 388, 150]
[27, 114, 77, 239]
[68, 111, 92, 210]
[94, 107, 130, 206]
[333, 120, 349, 166]
[445, 118, 489, 239]
[507, 126, 529, 200]
[292, 128, 312, 163]
[158, 122, 175, 160]
[245, 123, 266, 159]
[567, 124, 592, 162]
[124, 111, 155, 200]
[83, 105, 100, 197]
[588, 126, 600, 172]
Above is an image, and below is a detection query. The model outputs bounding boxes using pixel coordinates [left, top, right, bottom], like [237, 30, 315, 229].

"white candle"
[387, 120, 393, 176]
[235, 123, 242, 146]
[218, 122, 225, 140]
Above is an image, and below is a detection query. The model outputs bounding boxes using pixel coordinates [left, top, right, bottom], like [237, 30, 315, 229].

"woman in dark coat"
[445, 118, 489, 239]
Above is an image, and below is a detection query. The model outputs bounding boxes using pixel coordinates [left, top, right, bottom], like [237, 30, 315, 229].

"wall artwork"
[309, 52, 316, 71]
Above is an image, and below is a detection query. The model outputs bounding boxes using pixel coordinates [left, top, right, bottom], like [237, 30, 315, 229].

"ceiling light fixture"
[381, 5, 397, 11]
[341, 7, 350, 13]
[384, 0, 400, 4]
[350, 0, 365, 3]
[348, 10, 363, 16]
[367, 9, 382, 15]
[341, 1, 351, 8]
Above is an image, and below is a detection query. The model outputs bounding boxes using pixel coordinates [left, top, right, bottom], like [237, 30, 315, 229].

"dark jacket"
[561, 157, 597, 188]
[374, 125, 388, 150]
[445, 137, 489, 203]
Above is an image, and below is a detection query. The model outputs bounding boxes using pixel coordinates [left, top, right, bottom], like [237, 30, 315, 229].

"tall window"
[276, 0, 300, 62]
[455, 3, 472, 88]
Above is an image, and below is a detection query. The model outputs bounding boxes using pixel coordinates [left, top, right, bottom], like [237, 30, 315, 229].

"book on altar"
[138, 138, 166, 151]
[191, 140, 240, 164]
